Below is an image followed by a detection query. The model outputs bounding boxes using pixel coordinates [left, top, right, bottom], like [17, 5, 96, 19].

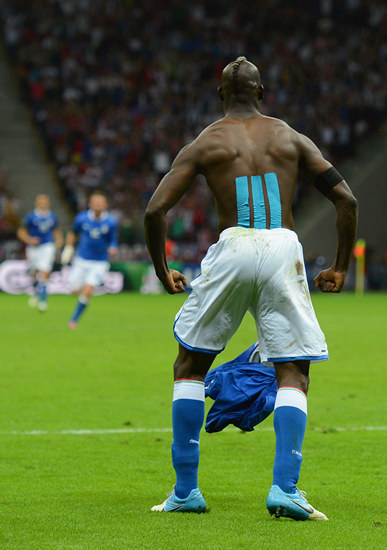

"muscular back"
[146, 113, 334, 237]
[197, 115, 304, 232]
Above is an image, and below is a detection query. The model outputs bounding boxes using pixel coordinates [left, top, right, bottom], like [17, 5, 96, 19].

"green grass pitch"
[0, 292, 386, 549]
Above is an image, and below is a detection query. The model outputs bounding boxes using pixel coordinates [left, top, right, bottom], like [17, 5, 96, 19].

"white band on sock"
[173, 380, 205, 402]
[274, 387, 307, 414]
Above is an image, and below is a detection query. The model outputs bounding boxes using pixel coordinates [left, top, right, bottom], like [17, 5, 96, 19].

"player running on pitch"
[17, 194, 63, 311]
[61, 191, 118, 329]
[145, 57, 358, 519]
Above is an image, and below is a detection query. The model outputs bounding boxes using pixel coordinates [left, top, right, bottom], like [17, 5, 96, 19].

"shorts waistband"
[219, 227, 298, 241]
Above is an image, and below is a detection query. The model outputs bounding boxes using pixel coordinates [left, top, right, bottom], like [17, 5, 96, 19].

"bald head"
[218, 57, 263, 113]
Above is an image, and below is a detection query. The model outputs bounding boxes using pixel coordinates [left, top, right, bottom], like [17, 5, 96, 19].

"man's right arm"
[297, 133, 358, 292]
[144, 141, 200, 293]
[17, 226, 38, 245]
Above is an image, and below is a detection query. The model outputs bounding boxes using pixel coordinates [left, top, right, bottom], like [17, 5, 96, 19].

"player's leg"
[69, 260, 108, 327]
[152, 345, 215, 512]
[36, 270, 50, 311]
[153, 232, 254, 511]
[267, 360, 327, 520]
[35, 244, 55, 311]
[272, 360, 309, 494]
[68, 258, 86, 328]
[25, 246, 39, 306]
[172, 346, 215, 496]
[252, 232, 328, 518]
[69, 283, 93, 328]
[28, 269, 39, 307]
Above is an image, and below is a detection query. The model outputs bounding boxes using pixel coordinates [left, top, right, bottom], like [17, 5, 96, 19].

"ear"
[217, 86, 224, 102]
[258, 84, 264, 101]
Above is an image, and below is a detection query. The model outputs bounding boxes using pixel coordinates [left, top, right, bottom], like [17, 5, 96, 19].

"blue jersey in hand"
[22, 210, 58, 244]
[73, 210, 118, 261]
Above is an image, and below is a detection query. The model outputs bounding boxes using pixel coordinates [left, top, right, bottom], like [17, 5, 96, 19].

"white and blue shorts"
[68, 256, 109, 292]
[174, 227, 328, 364]
[26, 242, 56, 273]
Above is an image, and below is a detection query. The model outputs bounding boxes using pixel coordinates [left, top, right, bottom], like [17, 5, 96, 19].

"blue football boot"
[151, 488, 207, 513]
[266, 485, 328, 520]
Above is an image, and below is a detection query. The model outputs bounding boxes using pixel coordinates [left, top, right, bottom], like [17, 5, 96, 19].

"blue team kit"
[73, 210, 118, 261]
[23, 210, 58, 244]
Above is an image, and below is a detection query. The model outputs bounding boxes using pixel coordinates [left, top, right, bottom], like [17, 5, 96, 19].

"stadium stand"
[0, 0, 385, 266]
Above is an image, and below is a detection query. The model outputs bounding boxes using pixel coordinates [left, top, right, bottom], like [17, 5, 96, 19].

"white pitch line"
[0, 426, 386, 436]
[0, 428, 173, 436]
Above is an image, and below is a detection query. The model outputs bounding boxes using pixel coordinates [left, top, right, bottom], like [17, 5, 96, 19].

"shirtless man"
[145, 57, 358, 519]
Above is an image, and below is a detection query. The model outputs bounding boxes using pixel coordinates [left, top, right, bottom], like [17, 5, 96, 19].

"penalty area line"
[0, 426, 386, 436]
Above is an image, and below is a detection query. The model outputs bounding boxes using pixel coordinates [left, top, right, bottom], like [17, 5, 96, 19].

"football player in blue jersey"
[17, 194, 63, 311]
[61, 191, 118, 329]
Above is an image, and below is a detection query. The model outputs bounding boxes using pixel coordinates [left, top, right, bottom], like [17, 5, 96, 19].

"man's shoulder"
[261, 115, 298, 137]
[193, 119, 237, 155]
[259, 116, 304, 156]
[106, 212, 117, 224]
[175, 119, 232, 157]
[21, 211, 33, 228]
[260, 114, 289, 126]
[24, 210, 34, 221]
[198, 117, 232, 137]
[73, 210, 88, 226]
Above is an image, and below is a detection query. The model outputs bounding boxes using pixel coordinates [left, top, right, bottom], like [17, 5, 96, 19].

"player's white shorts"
[26, 242, 56, 273]
[68, 256, 109, 291]
[174, 227, 328, 364]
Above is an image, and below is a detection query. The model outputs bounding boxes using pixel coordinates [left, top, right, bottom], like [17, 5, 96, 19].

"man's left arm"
[144, 142, 199, 294]
[297, 133, 358, 292]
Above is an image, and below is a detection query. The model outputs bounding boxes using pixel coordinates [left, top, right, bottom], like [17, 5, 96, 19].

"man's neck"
[224, 103, 261, 119]
[35, 208, 49, 216]
[89, 209, 107, 220]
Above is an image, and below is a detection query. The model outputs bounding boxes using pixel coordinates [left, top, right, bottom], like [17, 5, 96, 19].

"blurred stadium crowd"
[0, 170, 21, 259]
[0, 0, 386, 274]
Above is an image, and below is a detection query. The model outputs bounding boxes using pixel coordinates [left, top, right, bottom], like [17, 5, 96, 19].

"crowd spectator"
[0, 0, 385, 262]
[0, 170, 20, 236]
[0, 170, 21, 259]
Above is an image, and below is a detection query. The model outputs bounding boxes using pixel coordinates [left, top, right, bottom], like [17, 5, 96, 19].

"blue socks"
[36, 280, 47, 304]
[171, 380, 205, 499]
[171, 383, 307, 498]
[272, 387, 307, 494]
[70, 294, 89, 323]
